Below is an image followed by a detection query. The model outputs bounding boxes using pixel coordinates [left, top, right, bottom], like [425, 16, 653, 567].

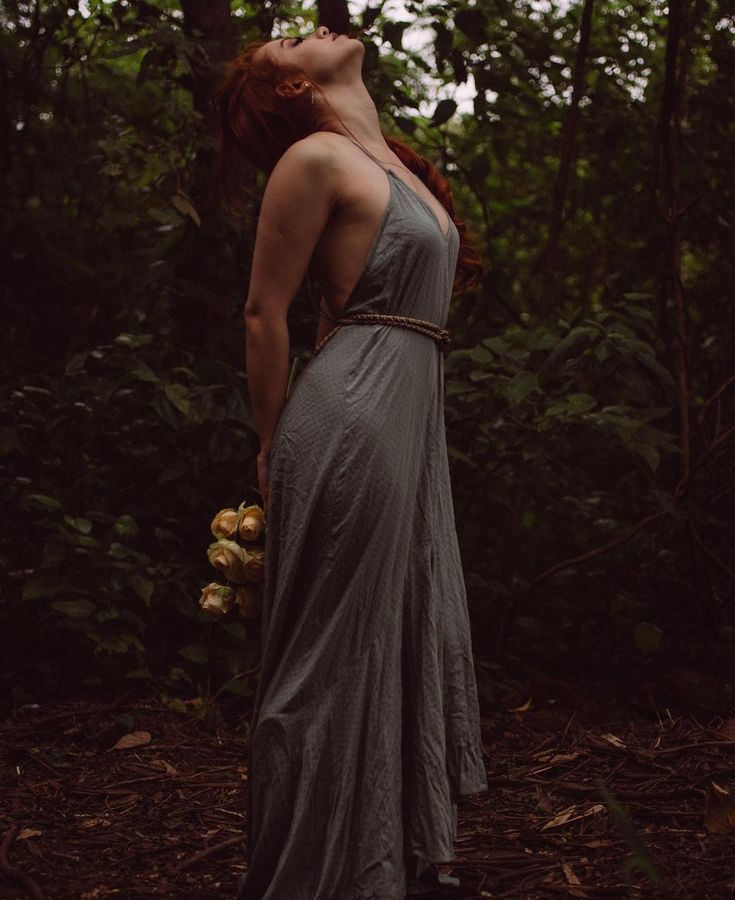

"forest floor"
[1, 676, 734, 900]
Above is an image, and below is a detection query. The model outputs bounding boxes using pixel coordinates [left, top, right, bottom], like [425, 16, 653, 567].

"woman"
[213, 24, 488, 900]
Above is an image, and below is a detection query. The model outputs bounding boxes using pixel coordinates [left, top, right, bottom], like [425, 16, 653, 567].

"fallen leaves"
[110, 730, 151, 751]
[4, 693, 735, 898]
[541, 803, 606, 831]
[704, 781, 735, 834]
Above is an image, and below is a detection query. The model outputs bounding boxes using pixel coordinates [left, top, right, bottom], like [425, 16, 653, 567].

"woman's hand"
[257, 450, 270, 514]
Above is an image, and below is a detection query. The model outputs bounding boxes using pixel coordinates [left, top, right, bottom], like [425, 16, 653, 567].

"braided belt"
[313, 313, 451, 357]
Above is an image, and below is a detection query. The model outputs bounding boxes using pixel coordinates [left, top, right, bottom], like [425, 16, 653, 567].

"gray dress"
[236, 136, 487, 900]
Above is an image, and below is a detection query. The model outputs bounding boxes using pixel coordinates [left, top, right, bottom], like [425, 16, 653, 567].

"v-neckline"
[385, 169, 454, 243]
[338, 135, 453, 243]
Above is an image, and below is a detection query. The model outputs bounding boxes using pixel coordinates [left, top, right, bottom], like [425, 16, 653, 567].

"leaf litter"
[1, 688, 735, 898]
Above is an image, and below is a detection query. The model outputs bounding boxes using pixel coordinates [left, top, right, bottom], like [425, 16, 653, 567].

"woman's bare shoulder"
[270, 132, 351, 180]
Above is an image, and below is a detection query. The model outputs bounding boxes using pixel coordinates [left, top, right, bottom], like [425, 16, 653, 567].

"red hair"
[211, 39, 482, 294]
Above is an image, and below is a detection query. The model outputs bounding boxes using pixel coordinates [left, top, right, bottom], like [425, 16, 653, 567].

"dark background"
[1, 0, 733, 724]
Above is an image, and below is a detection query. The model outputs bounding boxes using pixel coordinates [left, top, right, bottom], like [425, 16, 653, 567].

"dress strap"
[338, 135, 391, 174]
[338, 134, 453, 239]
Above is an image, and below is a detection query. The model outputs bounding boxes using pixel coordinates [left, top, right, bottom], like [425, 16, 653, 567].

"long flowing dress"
[236, 136, 488, 900]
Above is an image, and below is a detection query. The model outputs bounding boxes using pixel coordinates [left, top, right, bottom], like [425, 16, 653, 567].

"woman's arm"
[244, 137, 339, 455]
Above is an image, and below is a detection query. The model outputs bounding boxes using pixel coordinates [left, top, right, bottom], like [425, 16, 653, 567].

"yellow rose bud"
[237, 503, 266, 542]
[241, 547, 265, 583]
[235, 585, 261, 619]
[210, 508, 239, 540]
[199, 583, 234, 617]
[207, 539, 251, 584]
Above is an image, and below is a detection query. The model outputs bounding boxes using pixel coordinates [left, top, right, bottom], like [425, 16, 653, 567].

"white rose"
[199, 583, 234, 617]
[237, 503, 266, 542]
[210, 508, 239, 540]
[207, 539, 250, 584]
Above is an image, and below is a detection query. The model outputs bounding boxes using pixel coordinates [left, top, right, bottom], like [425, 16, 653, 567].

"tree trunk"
[180, 0, 238, 112]
[656, 0, 706, 487]
[535, 0, 595, 315]
[178, 0, 241, 364]
[316, 0, 352, 34]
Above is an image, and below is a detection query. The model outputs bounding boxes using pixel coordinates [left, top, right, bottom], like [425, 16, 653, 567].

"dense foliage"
[1, 0, 733, 719]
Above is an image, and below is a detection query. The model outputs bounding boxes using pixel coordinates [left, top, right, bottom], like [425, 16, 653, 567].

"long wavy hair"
[210, 38, 482, 295]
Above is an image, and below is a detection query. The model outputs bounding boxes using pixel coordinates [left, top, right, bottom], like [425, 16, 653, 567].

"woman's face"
[257, 24, 364, 84]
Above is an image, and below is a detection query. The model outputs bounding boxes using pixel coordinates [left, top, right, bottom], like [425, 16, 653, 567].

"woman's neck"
[317, 80, 389, 155]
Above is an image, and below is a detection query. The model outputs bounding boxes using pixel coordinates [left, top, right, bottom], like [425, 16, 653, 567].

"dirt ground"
[2, 679, 734, 899]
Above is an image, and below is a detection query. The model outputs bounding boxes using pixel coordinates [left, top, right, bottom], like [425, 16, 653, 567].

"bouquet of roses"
[198, 498, 266, 620]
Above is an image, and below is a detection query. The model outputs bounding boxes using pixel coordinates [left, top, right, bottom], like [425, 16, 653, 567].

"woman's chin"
[345, 38, 366, 60]
[317, 45, 364, 79]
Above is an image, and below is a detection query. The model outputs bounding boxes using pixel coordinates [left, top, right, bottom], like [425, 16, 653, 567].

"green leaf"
[127, 572, 154, 604]
[543, 328, 596, 371]
[136, 46, 163, 86]
[634, 354, 676, 389]
[96, 606, 120, 622]
[114, 333, 154, 350]
[446, 379, 472, 396]
[469, 345, 494, 365]
[171, 365, 198, 380]
[454, 9, 487, 45]
[52, 599, 96, 618]
[124, 667, 152, 679]
[163, 382, 191, 417]
[130, 362, 160, 383]
[179, 644, 209, 664]
[634, 622, 662, 655]
[220, 677, 253, 696]
[108, 542, 132, 559]
[481, 337, 506, 355]
[469, 370, 493, 383]
[470, 154, 491, 181]
[170, 191, 201, 227]
[565, 393, 597, 414]
[86, 631, 129, 655]
[382, 20, 409, 49]
[115, 514, 139, 537]
[623, 304, 655, 320]
[448, 446, 475, 466]
[152, 394, 179, 430]
[158, 695, 188, 712]
[24, 493, 62, 512]
[597, 780, 660, 882]
[632, 442, 660, 472]
[169, 667, 194, 684]
[121, 632, 145, 652]
[222, 622, 248, 639]
[505, 371, 540, 407]
[0, 425, 21, 456]
[148, 207, 182, 227]
[64, 352, 88, 373]
[72, 534, 102, 549]
[21, 385, 52, 399]
[432, 22, 453, 64]
[394, 115, 416, 135]
[23, 574, 66, 601]
[64, 516, 93, 534]
[431, 99, 457, 126]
